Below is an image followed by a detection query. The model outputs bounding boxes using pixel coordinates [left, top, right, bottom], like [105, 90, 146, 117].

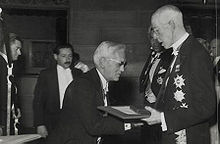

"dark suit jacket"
[214, 59, 220, 83]
[155, 35, 216, 144]
[46, 68, 125, 144]
[0, 55, 8, 134]
[0, 55, 19, 135]
[139, 48, 173, 106]
[33, 66, 82, 134]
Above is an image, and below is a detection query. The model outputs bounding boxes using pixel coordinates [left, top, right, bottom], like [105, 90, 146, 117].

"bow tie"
[63, 68, 71, 72]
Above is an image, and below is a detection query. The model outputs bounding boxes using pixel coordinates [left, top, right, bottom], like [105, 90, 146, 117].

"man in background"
[33, 43, 82, 139]
[0, 32, 23, 135]
[210, 38, 220, 135]
[142, 5, 216, 144]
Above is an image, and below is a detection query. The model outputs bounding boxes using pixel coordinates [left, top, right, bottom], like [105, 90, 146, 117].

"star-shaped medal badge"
[157, 76, 163, 85]
[174, 90, 185, 102]
[174, 75, 185, 89]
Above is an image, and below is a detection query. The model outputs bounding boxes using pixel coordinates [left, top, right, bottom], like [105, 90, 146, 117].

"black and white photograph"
[0, 0, 219, 144]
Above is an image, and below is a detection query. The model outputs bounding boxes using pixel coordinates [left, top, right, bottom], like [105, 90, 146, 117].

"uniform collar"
[170, 33, 189, 56]
[0, 51, 8, 63]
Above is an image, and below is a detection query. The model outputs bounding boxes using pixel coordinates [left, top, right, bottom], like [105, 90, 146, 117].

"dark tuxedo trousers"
[33, 66, 82, 134]
[155, 35, 216, 144]
[46, 68, 125, 144]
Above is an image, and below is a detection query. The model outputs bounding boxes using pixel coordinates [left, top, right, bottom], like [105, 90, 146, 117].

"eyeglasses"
[107, 58, 127, 67]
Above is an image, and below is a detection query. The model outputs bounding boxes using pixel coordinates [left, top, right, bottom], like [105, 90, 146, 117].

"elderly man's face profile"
[103, 49, 126, 81]
[151, 16, 174, 49]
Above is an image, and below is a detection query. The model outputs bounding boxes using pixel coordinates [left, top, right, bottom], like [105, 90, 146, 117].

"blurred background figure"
[196, 37, 211, 56]
[72, 52, 89, 73]
[210, 38, 220, 66]
[0, 32, 23, 136]
[210, 38, 220, 143]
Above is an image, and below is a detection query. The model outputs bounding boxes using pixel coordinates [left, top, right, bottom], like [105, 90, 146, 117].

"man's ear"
[53, 54, 58, 61]
[169, 20, 175, 30]
[99, 57, 106, 69]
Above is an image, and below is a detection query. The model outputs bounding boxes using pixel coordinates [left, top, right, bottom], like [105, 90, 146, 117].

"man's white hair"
[93, 41, 126, 68]
[152, 5, 184, 28]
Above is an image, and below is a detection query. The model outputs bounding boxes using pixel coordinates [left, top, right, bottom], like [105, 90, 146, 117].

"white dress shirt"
[96, 68, 108, 106]
[57, 65, 73, 109]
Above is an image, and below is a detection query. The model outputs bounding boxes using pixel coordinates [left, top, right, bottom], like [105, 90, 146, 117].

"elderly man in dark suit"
[142, 5, 216, 144]
[46, 41, 133, 144]
[33, 44, 82, 139]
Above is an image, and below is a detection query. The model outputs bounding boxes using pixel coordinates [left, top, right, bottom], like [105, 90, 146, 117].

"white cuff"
[161, 112, 167, 131]
[124, 123, 131, 131]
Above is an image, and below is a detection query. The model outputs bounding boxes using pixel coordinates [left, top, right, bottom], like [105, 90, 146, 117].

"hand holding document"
[141, 106, 161, 125]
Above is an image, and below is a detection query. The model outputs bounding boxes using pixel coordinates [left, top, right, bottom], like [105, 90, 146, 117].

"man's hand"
[0, 127, 3, 136]
[142, 106, 161, 125]
[37, 125, 48, 138]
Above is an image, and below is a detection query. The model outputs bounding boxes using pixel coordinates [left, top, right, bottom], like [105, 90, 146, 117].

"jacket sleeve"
[0, 62, 7, 131]
[65, 78, 125, 136]
[33, 71, 47, 127]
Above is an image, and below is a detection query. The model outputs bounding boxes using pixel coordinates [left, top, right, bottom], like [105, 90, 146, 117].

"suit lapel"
[139, 51, 154, 93]
[88, 68, 105, 106]
[51, 67, 60, 108]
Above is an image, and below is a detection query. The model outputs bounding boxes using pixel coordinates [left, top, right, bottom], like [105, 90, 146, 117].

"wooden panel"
[72, 11, 138, 27]
[101, 11, 138, 27]
[126, 43, 150, 62]
[101, 27, 147, 43]
[73, 44, 98, 62]
[72, 11, 102, 27]
[71, 28, 100, 44]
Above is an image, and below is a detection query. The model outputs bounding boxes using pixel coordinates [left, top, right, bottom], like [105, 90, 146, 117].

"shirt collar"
[0, 51, 8, 63]
[96, 68, 108, 93]
[170, 33, 189, 53]
[57, 64, 71, 72]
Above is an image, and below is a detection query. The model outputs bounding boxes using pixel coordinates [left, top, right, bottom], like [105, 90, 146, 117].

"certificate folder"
[97, 106, 150, 120]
